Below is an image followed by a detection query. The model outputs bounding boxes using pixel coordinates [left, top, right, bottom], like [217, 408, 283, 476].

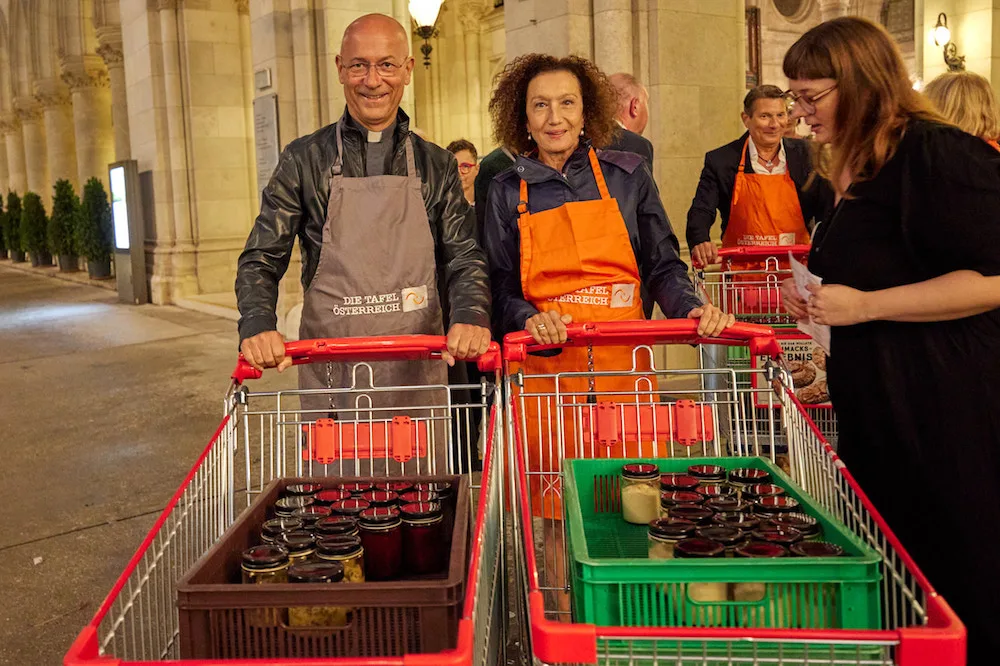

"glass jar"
[790, 541, 844, 557]
[337, 481, 374, 497]
[316, 535, 365, 582]
[660, 474, 700, 493]
[620, 463, 660, 524]
[648, 518, 696, 559]
[241, 544, 290, 584]
[274, 495, 314, 517]
[285, 483, 323, 497]
[313, 489, 352, 506]
[400, 490, 438, 504]
[704, 497, 751, 514]
[696, 484, 735, 500]
[765, 513, 821, 540]
[659, 491, 704, 517]
[695, 525, 746, 556]
[313, 515, 359, 539]
[687, 464, 726, 483]
[711, 511, 760, 532]
[401, 501, 447, 575]
[331, 498, 371, 518]
[358, 507, 403, 580]
[412, 482, 452, 501]
[277, 530, 316, 565]
[743, 484, 786, 502]
[751, 524, 803, 546]
[752, 495, 801, 516]
[361, 490, 400, 508]
[669, 505, 715, 524]
[373, 480, 414, 494]
[733, 542, 788, 604]
[287, 561, 347, 627]
[260, 517, 304, 544]
[727, 468, 771, 494]
[676, 538, 728, 618]
[292, 505, 332, 528]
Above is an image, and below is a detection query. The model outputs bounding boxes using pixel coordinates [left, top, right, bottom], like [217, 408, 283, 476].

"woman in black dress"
[780, 18, 1000, 664]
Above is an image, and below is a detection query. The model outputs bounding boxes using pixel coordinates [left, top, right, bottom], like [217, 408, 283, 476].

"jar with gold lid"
[316, 535, 365, 582]
[287, 561, 347, 627]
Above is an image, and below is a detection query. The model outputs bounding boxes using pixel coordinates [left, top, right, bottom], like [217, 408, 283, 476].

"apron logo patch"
[332, 292, 402, 316]
[547, 285, 610, 306]
[778, 232, 796, 246]
[401, 286, 429, 312]
[610, 283, 636, 308]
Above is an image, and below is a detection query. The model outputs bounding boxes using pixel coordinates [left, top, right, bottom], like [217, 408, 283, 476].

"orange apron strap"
[739, 137, 752, 171]
[518, 178, 528, 215]
[587, 149, 612, 200]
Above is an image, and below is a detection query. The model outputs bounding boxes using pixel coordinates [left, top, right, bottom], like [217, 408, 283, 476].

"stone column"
[236, 0, 257, 196]
[593, 0, 633, 75]
[16, 97, 49, 198]
[819, 0, 850, 22]
[459, 4, 485, 149]
[2, 114, 26, 194]
[63, 56, 115, 190]
[0, 120, 11, 194]
[35, 78, 79, 195]
[96, 27, 131, 161]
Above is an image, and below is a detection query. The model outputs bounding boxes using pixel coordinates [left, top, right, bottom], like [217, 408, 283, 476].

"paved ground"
[0, 262, 295, 665]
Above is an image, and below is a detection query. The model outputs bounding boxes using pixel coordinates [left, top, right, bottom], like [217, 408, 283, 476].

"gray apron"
[298, 122, 449, 474]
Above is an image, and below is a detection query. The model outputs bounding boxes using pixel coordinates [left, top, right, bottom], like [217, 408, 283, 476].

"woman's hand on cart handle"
[687, 303, 736, 337]
[239, 330, 292, 373]
[781, 277, 809, 321]
[690, 241, 719, 269]
[525, 310, 573, 345]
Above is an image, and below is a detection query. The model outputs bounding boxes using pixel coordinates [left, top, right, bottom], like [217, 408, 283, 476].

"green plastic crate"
[563, 456, 882, 630]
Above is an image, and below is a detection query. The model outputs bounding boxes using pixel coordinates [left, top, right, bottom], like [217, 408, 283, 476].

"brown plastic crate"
[176, 474, 470, 659]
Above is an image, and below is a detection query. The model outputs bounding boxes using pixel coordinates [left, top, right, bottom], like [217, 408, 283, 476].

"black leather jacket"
[235, 108, 490, 341]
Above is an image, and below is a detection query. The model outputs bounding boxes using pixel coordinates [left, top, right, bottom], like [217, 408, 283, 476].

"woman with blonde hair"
[924, 70, 1000, 149]
[779, 17, 1000, 662]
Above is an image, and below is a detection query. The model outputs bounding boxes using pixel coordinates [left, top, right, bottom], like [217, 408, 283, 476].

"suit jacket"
[607, 126, 654, 167]
[685, 132, 830, 249]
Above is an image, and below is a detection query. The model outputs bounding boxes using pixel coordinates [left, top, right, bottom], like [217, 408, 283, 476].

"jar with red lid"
[733, 541, 788, 604]
[401, 501, 447, 574]
[361, 490, 400, 508]
[687, 464, 726, 482]
[703, 497, 750, 513]
[358, 507, 403, 580]
[274, 495, 314, 517]
[676, 538, 728, 613]
[331, 498, 371, 518]
[790, 541, 844, 557]
[260, 517, 304, 544]
[337, 481, 374, 496]
[695, 483, 735, 500]
[659, 491, 704, 517]
[412, 481, 452, 500]
[727, 468, 771, 494]
[313, 489, 352, 506]
[753, 495, 801, 516]
[373, 480, 414, 494]
[743, 484, 786, 501]
[620, 463, 660, 524]
[292, 505, 332, 527]
[660, 474, 700, 492]
[765, 512, 821, 539]
[285, 483, 324, 497]
[711, 511, 760, 532]
[752, 524, 803, 545]
[670, 505, 714, 524]
[400, 490, 438, 504]
[694, 525, 746, 556]
[314, 515, 359, 538]
[647, 518, 696, 559]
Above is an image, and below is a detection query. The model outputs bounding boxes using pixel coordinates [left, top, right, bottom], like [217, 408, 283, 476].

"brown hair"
[743, 85, 785, 115]
[445, 139, 478, 161]
[783, 17, 945, 195]
[923, 71, 1000, 142]
[488, 54, 618, 155]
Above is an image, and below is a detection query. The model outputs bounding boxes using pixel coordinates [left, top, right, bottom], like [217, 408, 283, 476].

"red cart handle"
[232, 335, 502, 383]
[692, 243, 812, 269]
[503, 319, 782, 362]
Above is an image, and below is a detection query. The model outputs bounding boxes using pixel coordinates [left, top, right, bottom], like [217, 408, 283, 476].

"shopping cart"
[504, 319, 964, 666]
[694, 245, 838, 445]
[64, 335, 506, 666]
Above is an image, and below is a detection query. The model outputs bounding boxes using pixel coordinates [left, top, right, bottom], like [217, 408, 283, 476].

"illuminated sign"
[109, 165, 130, 250]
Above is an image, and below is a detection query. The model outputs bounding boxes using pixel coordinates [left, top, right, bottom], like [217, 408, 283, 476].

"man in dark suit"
[686, 85, 826, 266]
[607, 72, 654, 166]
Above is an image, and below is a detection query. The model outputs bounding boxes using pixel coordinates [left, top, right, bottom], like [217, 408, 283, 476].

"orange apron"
[722, 139, 810, 316]
[515, 149, 651, 518]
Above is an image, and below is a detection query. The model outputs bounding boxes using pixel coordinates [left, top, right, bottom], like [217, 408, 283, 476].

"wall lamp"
[933, 13, 966, 72]
[410, 0, 445, 68]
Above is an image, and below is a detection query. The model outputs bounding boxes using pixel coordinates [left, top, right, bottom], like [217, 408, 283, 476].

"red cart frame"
[64, 336, 505, 666]
[504, 319, 964, 666]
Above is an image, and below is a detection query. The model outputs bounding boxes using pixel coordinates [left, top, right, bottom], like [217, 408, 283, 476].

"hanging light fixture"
[409, 0, 445, 68]
[933, 13, 966, 72]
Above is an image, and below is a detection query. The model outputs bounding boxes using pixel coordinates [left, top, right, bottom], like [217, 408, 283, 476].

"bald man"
[607, 72, 654, 166]
[236, 14, 490, 413]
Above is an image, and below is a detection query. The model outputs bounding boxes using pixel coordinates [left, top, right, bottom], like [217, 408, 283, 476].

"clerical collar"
[346, 113, 396, 143]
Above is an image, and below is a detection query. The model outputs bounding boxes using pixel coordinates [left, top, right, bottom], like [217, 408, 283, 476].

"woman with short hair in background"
[924, 70, 1000, 151]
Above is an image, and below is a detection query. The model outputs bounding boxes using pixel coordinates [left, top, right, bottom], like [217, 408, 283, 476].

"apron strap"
[739, 137, 751, 173]
[587, 148, 611, 200]
[517, 178, 528, 215]
[333, 122, 345, 176]
[404, 134, 416, 178]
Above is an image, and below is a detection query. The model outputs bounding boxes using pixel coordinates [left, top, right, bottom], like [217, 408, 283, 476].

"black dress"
[810, 120, 1000, 664]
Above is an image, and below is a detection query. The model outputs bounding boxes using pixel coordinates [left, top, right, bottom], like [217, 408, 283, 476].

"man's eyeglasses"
[782, 84, 837, 113]
[458, 162, 477, 174]
[345, 60, 406, 80]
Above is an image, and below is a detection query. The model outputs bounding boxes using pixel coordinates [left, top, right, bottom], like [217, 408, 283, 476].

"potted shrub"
[21, 191, 51, 267]
[5, 192, 24, 262]
[79, 177, 113, 279]
[49, 179, 80, 272]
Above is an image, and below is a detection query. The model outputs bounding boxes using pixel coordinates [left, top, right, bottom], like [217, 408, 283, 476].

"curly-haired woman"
[482, 54, 733, 518]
